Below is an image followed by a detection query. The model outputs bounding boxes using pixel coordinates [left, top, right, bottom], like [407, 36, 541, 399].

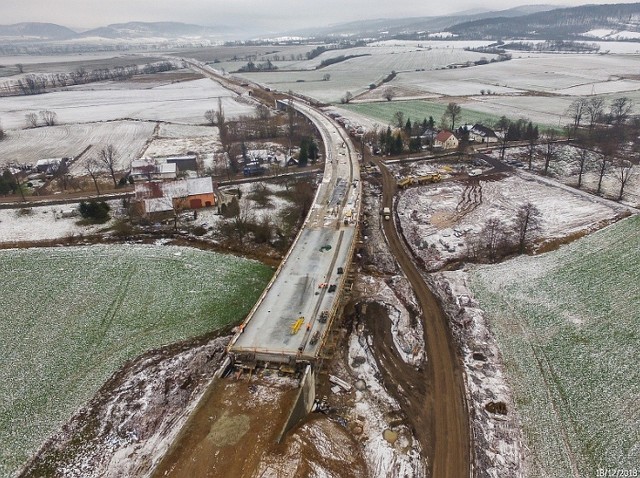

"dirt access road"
[370, 156, 471, 477]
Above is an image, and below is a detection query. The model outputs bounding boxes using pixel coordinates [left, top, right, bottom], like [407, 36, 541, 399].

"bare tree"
[567, 98, 587, 132]
[576, 146, 589, 189]
[52, 159, 70, 191]
[393, 111, 405, 129]
[444, 102, 462, 130]
[610, 97, 633, 125]
[216, 98, 227, 141]
[10, 169, 26, 201]
[526, 133, 537, 170]
[341, 91, 353, 104]
[595, 134, 618, 195]
[514, 202, 542, 253]
[25, 113, 38, 128]
[382, 87, 396, 101]
[85, 158, 102, 195]
[322, 73, 331, 81]
[613, 157, 635, 200]
[541, 129, 557, 175]
[15, 63, 24, 74]
[586, 97, 605, 129]
[0, 120, 4, 141]
[204, 109, 216, 125]
[255, 104, 270, 121]
[98, 145, 119, 188]
[229, 197, 255, 244]
[286, 100, 297, 148]
[482, 217, 507, 263]
[39, 110, 57, 126]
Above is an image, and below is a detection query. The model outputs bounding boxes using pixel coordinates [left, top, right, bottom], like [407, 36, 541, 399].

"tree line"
[0, 61, 180, 97]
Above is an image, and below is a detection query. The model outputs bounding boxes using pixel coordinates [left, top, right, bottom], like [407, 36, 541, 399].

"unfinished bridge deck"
[229, 101, 360, 364]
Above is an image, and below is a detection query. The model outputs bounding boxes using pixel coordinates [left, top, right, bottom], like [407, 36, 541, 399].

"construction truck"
[397, 176, 416, 189]
[417, 172, 441, 184]
[382, 207, 391, 220]
[397, 173, 441, 189]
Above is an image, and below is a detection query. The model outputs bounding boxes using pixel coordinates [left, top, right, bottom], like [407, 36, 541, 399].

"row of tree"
[470, 202, 542, 263]
[567, 96, 634, 133]
[25, 110, 58, 128]
[1, 61, 179, 97]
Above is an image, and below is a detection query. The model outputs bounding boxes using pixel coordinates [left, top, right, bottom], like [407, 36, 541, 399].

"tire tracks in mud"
[370, 156, 471, 478]
[455, 179, 483, 221]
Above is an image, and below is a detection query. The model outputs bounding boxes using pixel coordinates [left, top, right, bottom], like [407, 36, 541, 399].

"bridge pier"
[276, 363, 316, 443]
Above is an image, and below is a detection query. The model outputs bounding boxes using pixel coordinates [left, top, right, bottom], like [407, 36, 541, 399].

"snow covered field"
[499, 144, 640, 208]
[0, 244, 272, 477]
[395, 172, 627, 270]
[0, 201, 119, 243]
[0, 78, 254, 130]
[0, 120, 155, 171]
[237, 44, 497, 103]
[470, 214, 640, 476]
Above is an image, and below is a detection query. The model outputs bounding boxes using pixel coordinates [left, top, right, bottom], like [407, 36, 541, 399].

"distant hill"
[78, 21, 232, 39]
[447, 2, 640, 39]
[0, 22, 76, 40]
[282, 5, 559, 38]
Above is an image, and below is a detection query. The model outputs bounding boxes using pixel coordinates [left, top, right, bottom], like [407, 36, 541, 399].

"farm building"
[35, 158, 66, 174]
[130, 159, 178, 181]
[134, 177, 215, 219]
[434, 131, 459, 150]
[165, 154, 199, 172]
[469, 124, 499, 144]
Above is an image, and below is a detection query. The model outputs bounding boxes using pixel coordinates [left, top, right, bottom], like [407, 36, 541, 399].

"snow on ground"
[428, 271, 527, 478]
[142, 135, 219, 161]
[18, 337, 230, 478]
[500, 144, 640, 208]
[346, 329, 426, 477]
[357, 275, 424, 367]
[0, 121, 155, 171]
[0, 201, 119, 243]
[0, 78, 255, 130]
[395, 172, 627, 270]
[156, 123, 218, 138]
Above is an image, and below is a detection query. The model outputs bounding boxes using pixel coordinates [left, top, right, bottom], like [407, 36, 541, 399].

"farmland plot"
[138, 123, 221, 172]
[237, 46, 496, 103]
[365, 52, 640, 125]
[0, 201, 119, 243]
[0, 53, 164, 78]
[395, 53, 640, 96]
[0, 78, 254, 130]
[470, 215, 640, 476]
[500, 144, 640, 207]
[0, 244, 272, 477]
[0, 120, 155, 171]
[339, 100, 504, 130]
[396, 173, 626, 270]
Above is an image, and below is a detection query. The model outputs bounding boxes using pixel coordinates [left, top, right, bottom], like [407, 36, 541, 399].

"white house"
[434, 131, 459, 150]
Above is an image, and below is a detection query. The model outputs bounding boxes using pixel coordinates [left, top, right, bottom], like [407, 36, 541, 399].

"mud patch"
[207, 412, 250, 447]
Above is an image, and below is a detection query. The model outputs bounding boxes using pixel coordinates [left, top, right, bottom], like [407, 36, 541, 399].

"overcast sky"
[5, 0, 640, 33]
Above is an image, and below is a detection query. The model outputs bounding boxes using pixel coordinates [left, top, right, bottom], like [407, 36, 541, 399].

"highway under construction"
[228, 100, 361, 368]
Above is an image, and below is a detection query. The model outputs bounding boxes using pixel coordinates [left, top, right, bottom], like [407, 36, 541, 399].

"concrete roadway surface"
[229, 100, 360, 362]
[370, 156, 471, 477]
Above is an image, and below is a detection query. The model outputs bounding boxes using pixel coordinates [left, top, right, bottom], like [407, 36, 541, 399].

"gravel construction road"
[371, 155, 471, 477]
